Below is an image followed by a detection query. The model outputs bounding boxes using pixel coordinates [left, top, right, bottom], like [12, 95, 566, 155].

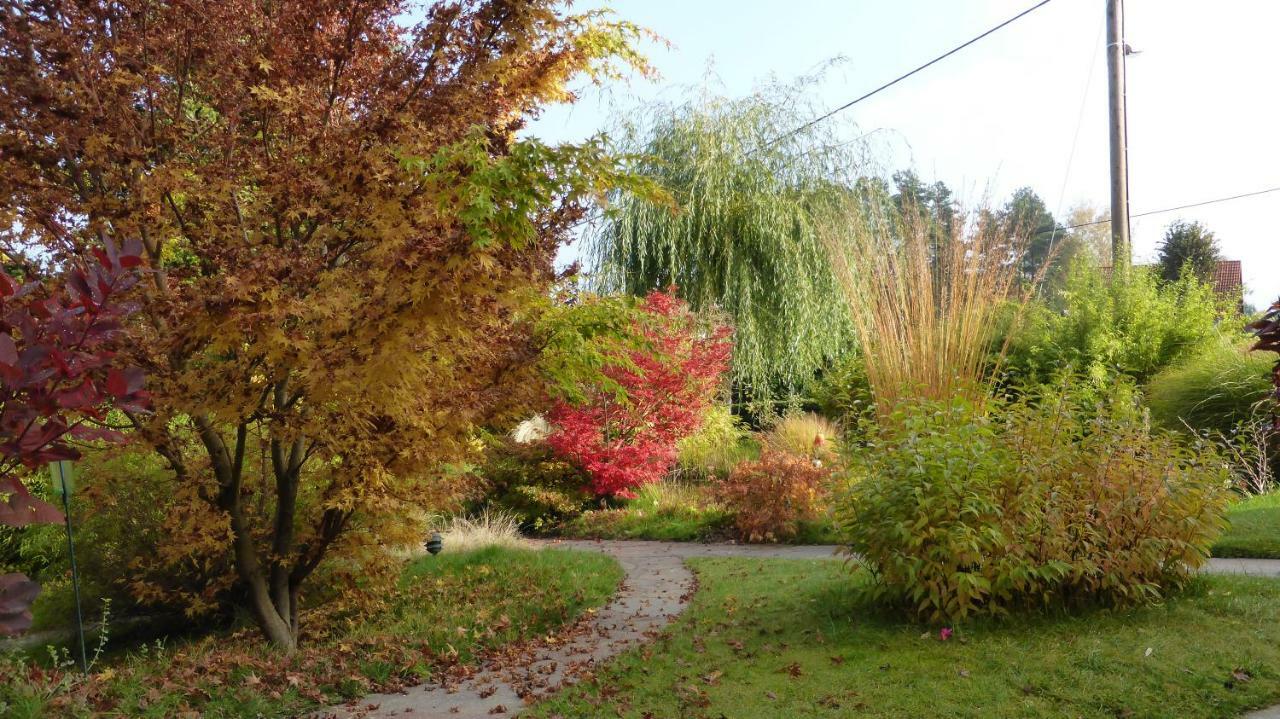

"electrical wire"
[571, 1, 1273, 258]
[759, 0, 1056, 149]
[1042, 16, 1105, 257]
[1040, 186, 1280, 234]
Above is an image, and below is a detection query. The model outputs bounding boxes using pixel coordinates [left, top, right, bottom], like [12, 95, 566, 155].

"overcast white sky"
[526, 0, 1280, 309]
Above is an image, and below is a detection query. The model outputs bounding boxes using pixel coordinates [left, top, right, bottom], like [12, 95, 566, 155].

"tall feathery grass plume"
[818, 189, 1037, 415]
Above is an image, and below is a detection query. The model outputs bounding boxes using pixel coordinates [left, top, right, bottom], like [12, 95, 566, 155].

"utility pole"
[1106, 0, 1131, 271]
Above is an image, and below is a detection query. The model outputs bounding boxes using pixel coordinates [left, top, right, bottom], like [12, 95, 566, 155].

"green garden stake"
[49, 460, 88, 673]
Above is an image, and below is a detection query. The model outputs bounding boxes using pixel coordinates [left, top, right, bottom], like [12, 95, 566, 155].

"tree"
[1250, 299, 1280, 430]
[547, 289, 731, 498]
[1063, 203, 1111, 266]
[1158, 220, 1221, 283]
[998, 187, 1072, 285]
[891, 170, 958, 234]
[0, 242, 147, 635]
[588, 81, 860, 414]
[0, 0, 648, 651]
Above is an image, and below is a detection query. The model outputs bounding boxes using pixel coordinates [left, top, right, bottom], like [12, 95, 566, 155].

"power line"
[1044, 186, 1280, 233]
[1043, 16, 1106, 256]
[575, 184, 1280, 239]
[760, 0, 1056, 150]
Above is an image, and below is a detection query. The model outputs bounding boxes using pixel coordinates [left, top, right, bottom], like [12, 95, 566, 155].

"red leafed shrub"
[1250, 299, 1280, 428]
[0, 239, 147, 635]
[716, 450, 832, 542]
[548, 289, 732, 498]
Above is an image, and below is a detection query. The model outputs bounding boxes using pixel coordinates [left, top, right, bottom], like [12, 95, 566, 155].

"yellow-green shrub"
[1002, 262, 1224, 386]
[811, 352, 874, 435]
[674, 405, 757, 480]
[13, 446, 233, 624]
[838, 380, 1230, 622]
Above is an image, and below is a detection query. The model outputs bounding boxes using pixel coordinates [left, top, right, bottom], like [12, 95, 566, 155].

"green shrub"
[475, 438, 590, 530]
[674, 405, 757, 481]
[1147, 337, 1273, 435]
[838, 380, 1230, 622]
[810, 352, 874, 434]
[563, 481, 732, 541]
[1002, 261, 1224, 386]
[9, 448, 222, 626]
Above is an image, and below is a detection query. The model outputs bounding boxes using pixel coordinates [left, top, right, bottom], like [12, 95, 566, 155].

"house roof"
[1213, 259, 1243, 297]
[1099, 259, 1243, 298]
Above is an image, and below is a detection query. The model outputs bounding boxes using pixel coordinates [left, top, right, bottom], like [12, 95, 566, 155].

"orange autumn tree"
[0, 0, 651, 651]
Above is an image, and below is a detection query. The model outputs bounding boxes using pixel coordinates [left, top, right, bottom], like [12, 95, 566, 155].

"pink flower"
[940, 628, 953, 641]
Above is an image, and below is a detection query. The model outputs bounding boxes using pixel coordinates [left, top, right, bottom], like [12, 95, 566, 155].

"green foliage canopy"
[1002, 260, 1224, 385]
[586, 82, 860, 412]
[1158, 220, 1222, 283]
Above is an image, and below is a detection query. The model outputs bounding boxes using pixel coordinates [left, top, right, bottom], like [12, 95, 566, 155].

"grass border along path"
[328, 541, 838, 717]
[1, 546, 622, 719]
[519, 542, 1280, 719]
[1216, 492, 1280, 559]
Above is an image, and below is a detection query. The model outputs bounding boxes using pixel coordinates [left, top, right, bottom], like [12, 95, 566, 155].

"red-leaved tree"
[0, 240, 147, 635]
[1251, 299, 1280, 429]
[547, 290, 731, 498]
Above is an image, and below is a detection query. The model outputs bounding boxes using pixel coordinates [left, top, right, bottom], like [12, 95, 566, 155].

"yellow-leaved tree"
[0, 0, 651, 651]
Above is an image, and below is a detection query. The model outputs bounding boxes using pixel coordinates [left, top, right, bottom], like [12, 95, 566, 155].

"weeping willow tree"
[587, 81, 867, 414]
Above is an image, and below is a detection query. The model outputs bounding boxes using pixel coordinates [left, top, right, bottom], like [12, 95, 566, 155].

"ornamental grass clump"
[1146, 336, 1272, 436]
[762, 411, 842, 462]
[821, 196, 1029, 417]
[837, 378, 1231, 623]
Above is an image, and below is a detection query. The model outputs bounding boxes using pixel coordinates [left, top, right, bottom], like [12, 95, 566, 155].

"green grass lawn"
[0, 546, 622, 719]
[1214, 492, 1280, 559]
[530, 557, 1280, 719]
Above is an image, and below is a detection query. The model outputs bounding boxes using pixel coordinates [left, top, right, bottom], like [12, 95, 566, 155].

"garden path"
[324, 540, 1280, 719]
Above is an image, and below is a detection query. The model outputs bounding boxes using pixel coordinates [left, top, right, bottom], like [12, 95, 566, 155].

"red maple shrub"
[1250, 299, 1280, 428]
[0, 240, 147, 635]
[547, 290, 731, 498]
[716, 451, 832, 542]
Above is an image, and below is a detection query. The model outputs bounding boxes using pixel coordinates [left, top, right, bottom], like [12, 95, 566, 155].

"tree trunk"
[230, 503, 298, 652]
[195, 413, 303, 652]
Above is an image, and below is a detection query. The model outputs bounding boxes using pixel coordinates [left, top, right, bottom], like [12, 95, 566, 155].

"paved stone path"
[324, 540, 1280, 718]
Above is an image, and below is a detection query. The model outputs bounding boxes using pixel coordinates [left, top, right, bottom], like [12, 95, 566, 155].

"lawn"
[1214, 492, 1280, 559]
[530, 557, 1280, 719]
[0, 546, 622, 719]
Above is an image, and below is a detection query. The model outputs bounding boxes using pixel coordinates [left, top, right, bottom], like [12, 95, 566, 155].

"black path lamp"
[49, 459, 87, 672]
[425, 531, 443, 556]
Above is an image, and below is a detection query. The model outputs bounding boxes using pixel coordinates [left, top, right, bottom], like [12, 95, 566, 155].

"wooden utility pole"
[1106, 0, 1131, 270]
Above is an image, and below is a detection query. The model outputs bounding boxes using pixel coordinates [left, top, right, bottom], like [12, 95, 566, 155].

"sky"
[524, 0, 1280, 309]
